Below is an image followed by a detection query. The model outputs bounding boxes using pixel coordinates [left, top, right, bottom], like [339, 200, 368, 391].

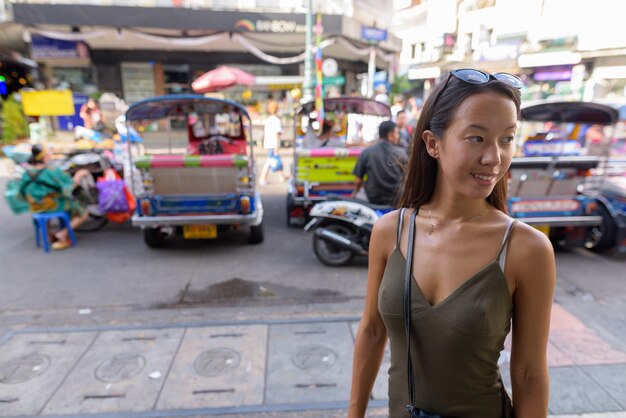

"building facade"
[0, 0, 401, 105]
[393, 0, 626, 103]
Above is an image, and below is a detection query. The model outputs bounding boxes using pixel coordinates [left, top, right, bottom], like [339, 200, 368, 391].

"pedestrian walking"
[259, 101, 285, 185]
[348, 69, 556, 418]
[395, 110, 412, 149]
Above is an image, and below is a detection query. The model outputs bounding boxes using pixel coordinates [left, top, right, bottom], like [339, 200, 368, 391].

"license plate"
[183, 225, 217, 239]
[511, 199, 580, 213]
[534, 225, 550, 236]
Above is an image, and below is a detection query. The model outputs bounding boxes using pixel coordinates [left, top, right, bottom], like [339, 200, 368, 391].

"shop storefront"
[585, 57, 626, 101]
[12, 3, 399, 105]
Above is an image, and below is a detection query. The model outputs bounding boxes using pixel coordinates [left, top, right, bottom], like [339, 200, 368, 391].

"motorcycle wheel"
[313, 223, 355, 267]
[73, 175, 109, 233]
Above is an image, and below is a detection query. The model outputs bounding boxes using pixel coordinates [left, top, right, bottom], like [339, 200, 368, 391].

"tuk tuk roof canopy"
[126, 94, 250, 121]
[297, 97, 392, 117]
[521, 102, 619, 125]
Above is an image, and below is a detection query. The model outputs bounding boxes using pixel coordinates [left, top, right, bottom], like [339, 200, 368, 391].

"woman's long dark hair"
[397, 75, 522, 212]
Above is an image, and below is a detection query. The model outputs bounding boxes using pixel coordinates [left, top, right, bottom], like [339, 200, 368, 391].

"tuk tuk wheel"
[586, 204, 617, 253]
[249, 223, 264, 244]
[144, 227, 166, 248]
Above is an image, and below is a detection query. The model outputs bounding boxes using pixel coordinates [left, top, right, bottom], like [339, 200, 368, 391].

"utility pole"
[302, 0, 314, 103]
[367, 46, 376, 98]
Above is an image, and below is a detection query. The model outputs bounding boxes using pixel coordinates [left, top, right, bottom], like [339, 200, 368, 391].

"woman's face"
[425, 92, 518, 200]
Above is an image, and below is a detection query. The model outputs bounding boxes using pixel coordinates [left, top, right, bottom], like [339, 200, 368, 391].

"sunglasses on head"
[431, 68, 523, 109]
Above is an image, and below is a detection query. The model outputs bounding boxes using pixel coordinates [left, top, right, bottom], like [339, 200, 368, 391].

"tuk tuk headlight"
[240, 196, 251, 214]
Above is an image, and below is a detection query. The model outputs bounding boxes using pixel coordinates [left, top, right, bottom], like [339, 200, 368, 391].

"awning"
[12, 3, 343, 33]
[0, 46, 37, 68]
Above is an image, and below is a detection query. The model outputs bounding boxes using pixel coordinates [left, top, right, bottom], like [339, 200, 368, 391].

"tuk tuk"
[513, 101, 626, 253]
[125, 94, 263, 248]
[286, 97, 392, 227]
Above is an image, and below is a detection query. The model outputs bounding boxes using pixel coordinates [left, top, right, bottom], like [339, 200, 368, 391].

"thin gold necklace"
[427, 207, 489, 236]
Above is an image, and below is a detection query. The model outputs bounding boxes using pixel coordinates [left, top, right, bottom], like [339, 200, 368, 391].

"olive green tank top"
[378, 209, 516, 418]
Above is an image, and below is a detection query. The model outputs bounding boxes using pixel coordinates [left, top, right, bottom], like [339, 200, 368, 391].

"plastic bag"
[269, 153, 283, 172]
[4, 179, 30, 215]
[97, 169, 136, 223]
[96, 169, 129, 213]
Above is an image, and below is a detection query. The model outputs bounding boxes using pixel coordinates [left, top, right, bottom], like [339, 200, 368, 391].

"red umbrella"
[192, 66, 256, 93]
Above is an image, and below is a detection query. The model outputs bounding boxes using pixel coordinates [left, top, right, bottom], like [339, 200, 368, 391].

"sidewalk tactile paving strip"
[41, 328, 184, 414]
[349, 321, 390, 401]
[0, 312, 624, 417]
[265, 322, 354, 404]
[0, 332, 96, 416]
[548, 367, 623, 415]
[156, 325, 267, 410]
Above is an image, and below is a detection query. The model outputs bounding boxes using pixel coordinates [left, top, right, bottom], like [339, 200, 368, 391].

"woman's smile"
[470, 172, 498, 186]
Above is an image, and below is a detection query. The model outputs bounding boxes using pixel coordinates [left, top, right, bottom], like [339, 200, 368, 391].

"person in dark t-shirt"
[351, 120, 407, 206]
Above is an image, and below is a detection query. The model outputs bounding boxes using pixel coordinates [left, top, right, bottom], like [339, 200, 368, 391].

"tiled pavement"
[0, 303, 624, 417]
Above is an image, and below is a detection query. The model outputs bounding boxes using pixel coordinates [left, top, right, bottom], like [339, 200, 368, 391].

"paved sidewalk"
[0, 301, 624, 417]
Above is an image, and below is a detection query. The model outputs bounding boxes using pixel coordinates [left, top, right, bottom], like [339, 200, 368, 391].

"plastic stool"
[33, 212, 77, 252]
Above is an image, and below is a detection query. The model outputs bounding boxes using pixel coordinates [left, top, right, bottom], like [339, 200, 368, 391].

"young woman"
[348, 69, 556, 418]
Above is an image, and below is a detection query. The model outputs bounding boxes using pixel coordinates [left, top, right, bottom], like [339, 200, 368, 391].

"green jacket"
[20, 167, 74, 213]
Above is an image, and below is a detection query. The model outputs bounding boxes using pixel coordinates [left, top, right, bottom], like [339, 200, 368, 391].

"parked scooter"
[304, 195, 392, 266]
[51, 151, 121, 232]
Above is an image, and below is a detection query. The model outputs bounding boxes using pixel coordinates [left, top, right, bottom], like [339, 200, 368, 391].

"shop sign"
[21, 90, 75, 116]
[322, 75, 345, 86]
[235, 19, 306, 33]
[361, 27, 387, 43]
[30, 35, 89, 60]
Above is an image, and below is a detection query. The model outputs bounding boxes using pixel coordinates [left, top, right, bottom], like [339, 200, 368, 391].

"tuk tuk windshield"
[295, 97, 391, 148]
[516, 101, 619, 158]
[126, 95, 250, 156]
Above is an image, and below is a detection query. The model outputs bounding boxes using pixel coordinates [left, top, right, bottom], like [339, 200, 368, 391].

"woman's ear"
[422, 130, 439, 159]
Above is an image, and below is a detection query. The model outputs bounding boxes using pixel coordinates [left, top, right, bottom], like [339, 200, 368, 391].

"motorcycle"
[304, 196, 392, 266]
[51, 150, 121, 232]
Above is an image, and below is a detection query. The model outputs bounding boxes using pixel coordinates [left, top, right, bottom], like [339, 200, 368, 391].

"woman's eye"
[467, 136, 483, 142]
[501, 136, 515, 144]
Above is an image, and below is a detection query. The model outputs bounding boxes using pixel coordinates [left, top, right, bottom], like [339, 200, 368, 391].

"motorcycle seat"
[326, 194, 392, 211]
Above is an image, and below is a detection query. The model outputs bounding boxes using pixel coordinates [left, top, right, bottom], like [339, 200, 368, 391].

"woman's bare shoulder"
[375, 208, 410, 236]
[508, 219, 555, 282]
[371, 210, 403, 255]
[510, 220, 553, 255]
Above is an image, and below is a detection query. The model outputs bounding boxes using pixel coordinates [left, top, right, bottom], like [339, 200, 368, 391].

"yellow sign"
[21, 90, 75, 116]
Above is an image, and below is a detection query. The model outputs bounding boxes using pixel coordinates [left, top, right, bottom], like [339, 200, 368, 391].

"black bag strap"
[403, 208, 418, 411]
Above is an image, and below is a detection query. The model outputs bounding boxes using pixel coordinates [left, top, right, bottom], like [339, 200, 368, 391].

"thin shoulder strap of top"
[498, 219, 517, 272]
[396, 208, 407, 247]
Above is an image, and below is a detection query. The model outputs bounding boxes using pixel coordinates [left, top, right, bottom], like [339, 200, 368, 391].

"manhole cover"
[194, 348, 241, 377]
[292, 345, 337, 372]
[0, 353, 51, 384]
[95, 353, 146, 383]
